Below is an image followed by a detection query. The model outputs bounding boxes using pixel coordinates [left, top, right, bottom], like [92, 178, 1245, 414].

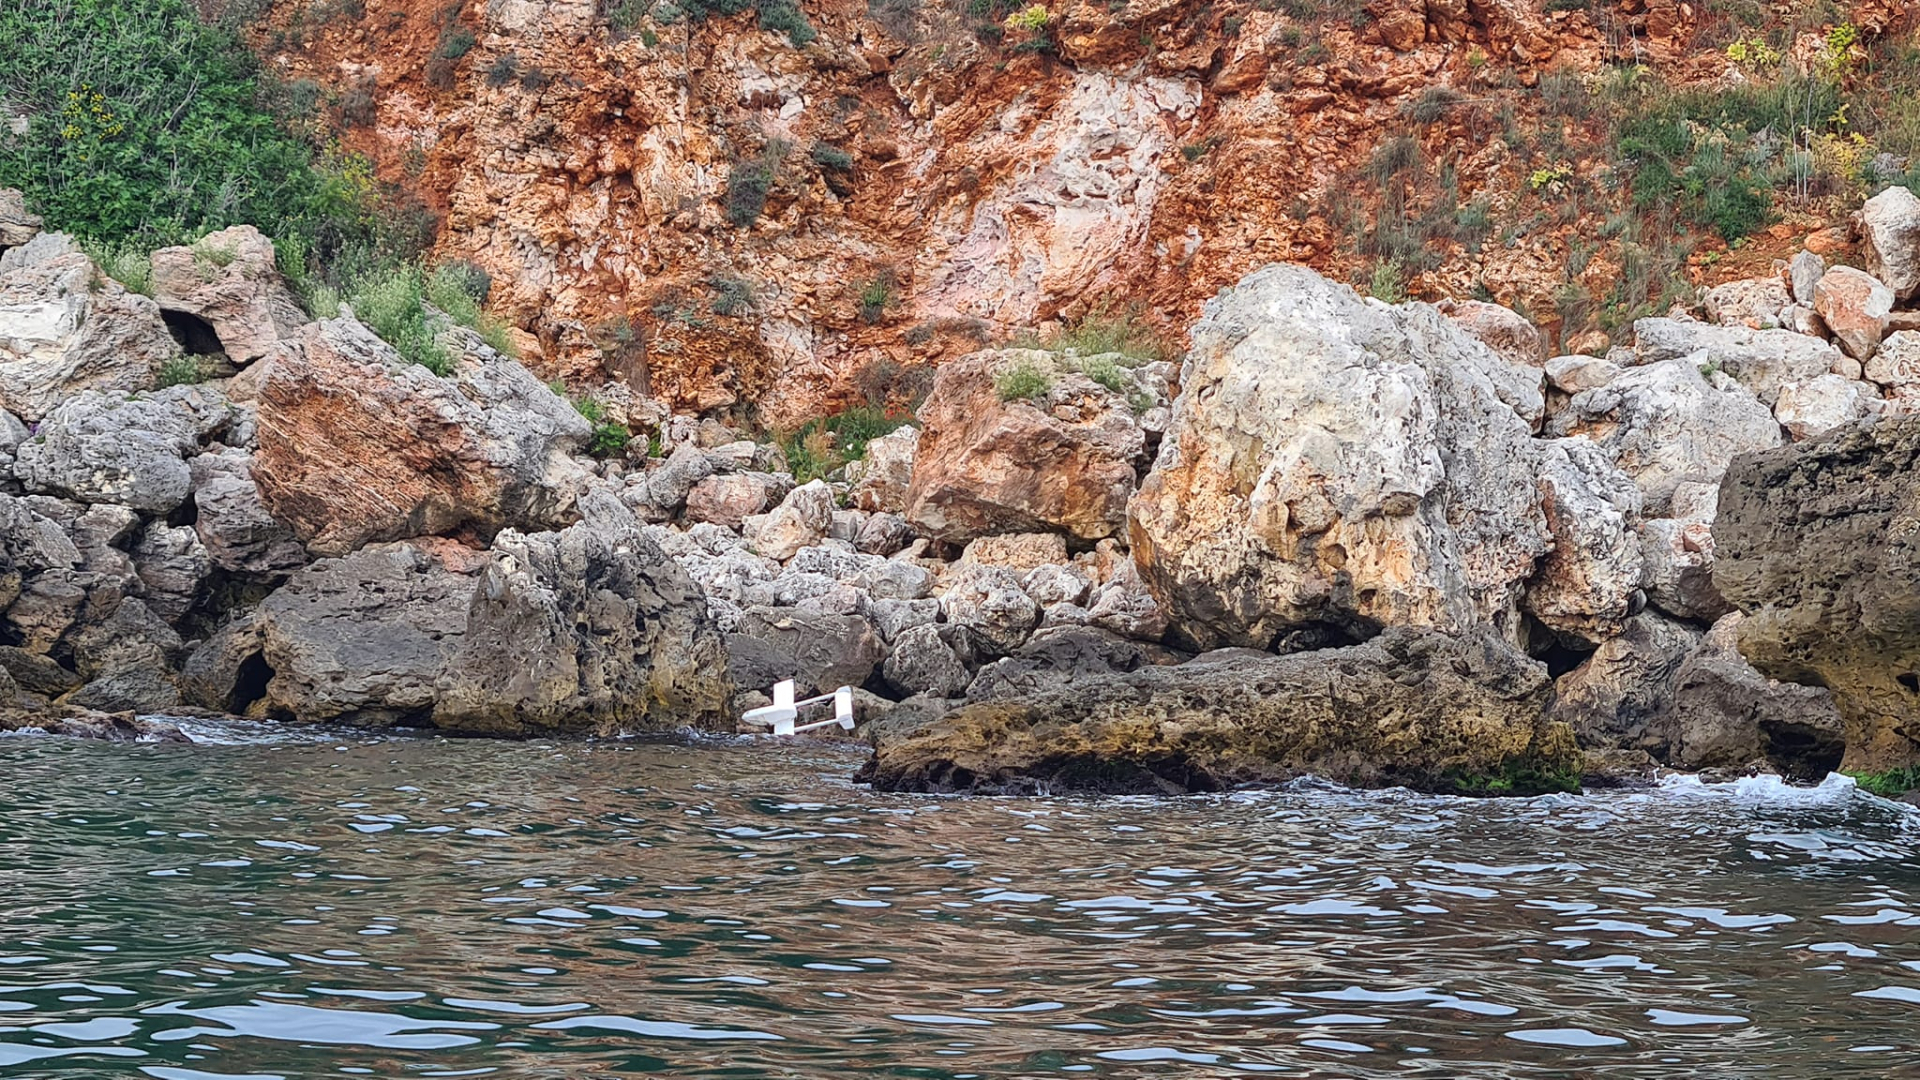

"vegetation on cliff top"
[0, 0, 523, 375]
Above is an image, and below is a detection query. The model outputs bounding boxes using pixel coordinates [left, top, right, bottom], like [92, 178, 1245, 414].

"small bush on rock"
[154, 354, 205, 389]
[351, 266, 453, 375]
[994, 358, 1053, 402]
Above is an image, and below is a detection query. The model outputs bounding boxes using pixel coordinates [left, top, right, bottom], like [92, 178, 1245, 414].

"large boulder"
[1716, 415, 1920, 771]
[860, 629, 1577, 796]
[1129, 264, 1549, 651]
[1855, 183, 1920, 301]
[1630, 317, 1842, 406]
[725, 607, 884, 698]
[1813, 265, 1893, 362]
[1547, 355, 1781, 516]
[252, 314, 592, 557]
[1773, 373, 1879, 441]
[1638, 481, 1730, 622]
[13, 385, 233, 514]
[1662, 613, 1845, 778]
[1702, 276, 1791, 329]
[189, 450, 307, 579]
[189, 493, 732, 732]
[148, 226, 308, 366]
[939, 563, 1041, 656]
[0, 233, 178, 421]
[1547, 612, 1702, 756]
[432, 491, 733, 733]
[904, 350, 1151, 544]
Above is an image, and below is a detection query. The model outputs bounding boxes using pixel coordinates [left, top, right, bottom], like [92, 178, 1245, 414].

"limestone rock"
[14, 386, 232, 513]
[964, 625, 1184, 702]
[0, 233, 177, 421]
[1022, 562, 1093, 608]
[1525, 437, 1644, 645]
[726, 607, 884, 698]
[148, 226, 308, 366]
[684, 471, 786, 530]
[881, 623, 975, 699]
[192, 494, 730, 732]
[1547, 613, 1701, 756]
[1855, 183, 1920, 300]
[1702, 276, 1790, 329]
[1813, 265, 1893, 362]
[940, 563, 1040, 655]
[1438, 298, 1546, 369]
[958, 532, 1068, 572]
[846, 425, 919, 514]
[855, 511, 915, 556]
[1664, 613, 1845, 778]
[905, 350, 1148, 544]
[244, 542, 476, 725]
[1639, 481, 1730, 623]
[1773, 373, 1879, 441]
[190, 451, 306, 578]
[0, 190, 41, 250]
[624, 443, 713, 522]
[861, 628, 1576, 796]
[1085, 556, 1171, 644]
[1789, 250, 1826, 305]
[1863, 328, 1920, 391]
[1631, 316, 1843, 405]
[1547, 356, 1781, 516]
[252, 314, 592, 556]
[1716, 415, 1920, 770]
[432, 491, 733, 734]
[130, 521, 211, 626]
[1545, 354, 1620, 395]
[750, 479, 835, 562]
[1130, 264, 1549, 651]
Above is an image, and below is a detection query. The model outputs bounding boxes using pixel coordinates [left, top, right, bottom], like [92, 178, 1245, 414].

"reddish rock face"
[903, 350, 1150, 545]
[252, 316, 593, 556]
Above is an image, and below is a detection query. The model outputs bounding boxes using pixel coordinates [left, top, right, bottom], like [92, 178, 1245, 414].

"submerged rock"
[861, 629, 1575, 796]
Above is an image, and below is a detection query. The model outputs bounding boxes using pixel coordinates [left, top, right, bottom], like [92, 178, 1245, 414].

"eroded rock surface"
[862, 629, 1575, 796]
[1716, 415, 1920, 771]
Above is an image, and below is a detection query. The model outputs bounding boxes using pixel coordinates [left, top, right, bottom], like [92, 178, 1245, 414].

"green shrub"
[0, 0, 369, 250]
[425, 262, 516, 357]
[994, 359, 1053, 402]
[1368, 260, 1406, 303]
[810, 142, 854, 171]
[83, 241, 153, 295]
[775, 405, 915, 483]
[708, 275, 756, 317]
[154, 354, 205, 389]
[562, 391, 633, 458]
[351, 266, 452, 375]
[757, 0, 817, 44]
[1044, 303, 1170, 361]
[436, 26, 477, 59]
[721, 153, 775, 226]
[859, 273, 894, 324]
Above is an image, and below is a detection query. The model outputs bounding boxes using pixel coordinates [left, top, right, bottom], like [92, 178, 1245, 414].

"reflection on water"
[0, 729, 1916, 1077]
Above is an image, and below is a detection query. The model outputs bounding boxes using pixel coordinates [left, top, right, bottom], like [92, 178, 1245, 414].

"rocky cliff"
[239, 0, 1919, 422]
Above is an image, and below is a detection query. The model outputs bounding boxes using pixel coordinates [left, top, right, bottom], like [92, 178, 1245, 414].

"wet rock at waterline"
[860, 629, 1576, 796]
[1716, 414, 1920, 772]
